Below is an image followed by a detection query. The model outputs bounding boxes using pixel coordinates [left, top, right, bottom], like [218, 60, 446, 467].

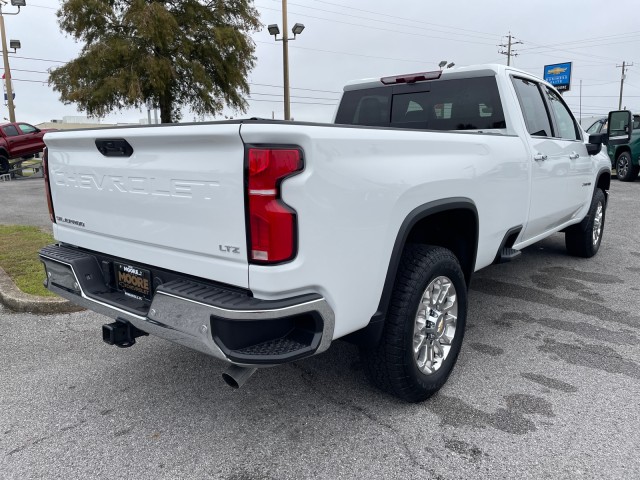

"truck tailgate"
[44, 123, 249, 288]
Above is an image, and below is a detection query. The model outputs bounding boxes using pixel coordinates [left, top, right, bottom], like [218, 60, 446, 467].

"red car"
[0, 122, 55, 175]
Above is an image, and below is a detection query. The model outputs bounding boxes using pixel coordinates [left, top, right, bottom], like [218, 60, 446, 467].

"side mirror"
[587, 133, 606, 155]
[607, 110, 632, 145]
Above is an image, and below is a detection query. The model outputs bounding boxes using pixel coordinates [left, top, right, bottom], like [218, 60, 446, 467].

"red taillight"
[42, 147, 56, 224]
[247, 148, 303, 264]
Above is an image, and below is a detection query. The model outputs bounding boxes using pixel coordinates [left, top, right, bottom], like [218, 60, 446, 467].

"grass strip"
[0, 225, 54, 297]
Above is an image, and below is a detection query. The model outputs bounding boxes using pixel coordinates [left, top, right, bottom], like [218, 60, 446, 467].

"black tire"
[565, 188, 606, 258]
[616, 151, 639, 182]
[360, 245, 467, 402]
[0, 155, 8, 175]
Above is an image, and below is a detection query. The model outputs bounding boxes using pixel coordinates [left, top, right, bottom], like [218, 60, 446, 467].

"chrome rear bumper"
[40, 244, 335, 366]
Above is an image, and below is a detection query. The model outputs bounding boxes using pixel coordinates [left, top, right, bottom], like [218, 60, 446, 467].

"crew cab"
[0, 122, 54, 175]
[39, 65, 630, 402]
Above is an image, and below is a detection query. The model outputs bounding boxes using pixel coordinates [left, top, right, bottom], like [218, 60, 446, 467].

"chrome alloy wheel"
[413, 276, 458, 375]
[592, 201, 604, 246]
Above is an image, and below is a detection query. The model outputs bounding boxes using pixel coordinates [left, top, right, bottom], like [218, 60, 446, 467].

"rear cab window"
[335, 76, 507, 132]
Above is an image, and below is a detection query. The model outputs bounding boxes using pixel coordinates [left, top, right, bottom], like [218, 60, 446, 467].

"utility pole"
[617, 61, 633, 110]
[499, 32, 523, 66]
[0, 0, 24, 123]
[579, 79, 582, 126]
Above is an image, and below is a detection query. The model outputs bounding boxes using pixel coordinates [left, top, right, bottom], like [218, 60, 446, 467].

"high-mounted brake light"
[380, 70, 442, 85]
[247, 148, 303, 264]
[42, 147, 56, 224]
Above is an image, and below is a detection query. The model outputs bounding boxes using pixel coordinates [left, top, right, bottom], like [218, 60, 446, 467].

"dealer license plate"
[115, 262, 152, 301]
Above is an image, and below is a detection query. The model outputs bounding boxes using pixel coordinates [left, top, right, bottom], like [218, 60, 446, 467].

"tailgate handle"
[95, 139, 133, 157]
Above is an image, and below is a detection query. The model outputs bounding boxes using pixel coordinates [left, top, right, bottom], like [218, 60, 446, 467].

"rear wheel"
[565, 188, 606, 258]
[360, 245, 467, 402]
[616, 151, 638, 182]
[0, 156, 9, 175]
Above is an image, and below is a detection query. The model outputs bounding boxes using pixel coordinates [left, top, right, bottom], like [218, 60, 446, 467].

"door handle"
[569, 152, 580, 160]
[533, 153, 547, 161]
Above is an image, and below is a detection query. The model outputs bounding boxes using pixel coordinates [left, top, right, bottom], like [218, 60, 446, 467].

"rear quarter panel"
[240, 123, 530, 338]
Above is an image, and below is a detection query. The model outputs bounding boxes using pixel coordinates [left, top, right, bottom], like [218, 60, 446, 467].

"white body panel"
[44, 64, 611, 341]
[242, 125, 530, 338]
[44, 124, 249, 288]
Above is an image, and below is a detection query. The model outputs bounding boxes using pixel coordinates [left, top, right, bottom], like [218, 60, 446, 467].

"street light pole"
[268, 3, 304, 121]
[281, 0, 290, 121]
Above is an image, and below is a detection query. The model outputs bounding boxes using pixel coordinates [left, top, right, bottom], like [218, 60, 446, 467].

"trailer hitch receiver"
[102, 319, 148, 348]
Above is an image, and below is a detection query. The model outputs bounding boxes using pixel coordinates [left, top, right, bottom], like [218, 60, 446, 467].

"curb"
[0, 266, 84, 314]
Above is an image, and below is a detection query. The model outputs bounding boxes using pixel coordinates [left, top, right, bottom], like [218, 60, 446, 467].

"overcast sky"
[5, 0, 640, 126]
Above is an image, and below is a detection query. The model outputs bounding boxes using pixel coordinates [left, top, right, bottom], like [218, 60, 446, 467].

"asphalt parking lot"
[1, 177, 639, 479]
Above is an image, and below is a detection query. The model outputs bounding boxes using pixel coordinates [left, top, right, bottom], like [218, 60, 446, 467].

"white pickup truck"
[39, 64, 631, 402]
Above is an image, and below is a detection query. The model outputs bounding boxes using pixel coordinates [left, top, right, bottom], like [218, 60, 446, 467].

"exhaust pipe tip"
[222, 365, 257, 389]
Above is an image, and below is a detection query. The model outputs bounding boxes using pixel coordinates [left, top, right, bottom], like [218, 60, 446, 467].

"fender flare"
[595, 167, 611, 202]
[347, 197, 478, 347]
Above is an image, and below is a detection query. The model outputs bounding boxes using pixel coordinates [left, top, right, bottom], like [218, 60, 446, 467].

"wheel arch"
[613, 145, 631, 161]
[595, 168, 610, 194]
[346, 197, 478, 347]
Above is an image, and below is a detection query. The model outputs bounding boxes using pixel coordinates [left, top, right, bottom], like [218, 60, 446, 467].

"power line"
[9, 55, 67, 63]
[29, 3, 58, 10]
[249, 92, 338, 101]
[247, 98, 335, 106]
[519, 31, 640, 52]
[11, 78, 49, 83]
[256, 5, 497, 46]
[306, 0, 500, 39]
[277, 0, 499, 42]
[255, 39, 431, 66]
[516, 38, 619, 64]
[249, 81, 340, 94]
[563, 95, 640, 98]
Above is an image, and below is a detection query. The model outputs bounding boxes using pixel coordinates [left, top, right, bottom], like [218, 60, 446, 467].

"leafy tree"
[50, 0, 261, 123]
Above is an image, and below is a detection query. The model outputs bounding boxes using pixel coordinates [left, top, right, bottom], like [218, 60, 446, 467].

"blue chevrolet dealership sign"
[543, 62, 572, 92]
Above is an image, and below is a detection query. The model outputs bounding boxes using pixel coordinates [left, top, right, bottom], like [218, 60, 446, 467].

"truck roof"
[343, 63, 548, 91]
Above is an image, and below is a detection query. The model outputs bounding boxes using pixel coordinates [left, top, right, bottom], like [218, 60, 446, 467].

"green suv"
[587, 114, 640, 181]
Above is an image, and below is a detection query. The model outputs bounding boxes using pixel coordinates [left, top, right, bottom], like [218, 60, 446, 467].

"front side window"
[544, 87, 580, 141]
[511, 77, 552, 137]
[18, 123, 37, 134]
[2, 125, 19, 137]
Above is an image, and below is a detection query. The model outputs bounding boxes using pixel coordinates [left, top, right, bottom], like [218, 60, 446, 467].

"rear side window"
[511, 77, 552, 137]
[335, 76, 506, 131]
[2, 125, 19, 137]
[335, 88, 391, 126]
